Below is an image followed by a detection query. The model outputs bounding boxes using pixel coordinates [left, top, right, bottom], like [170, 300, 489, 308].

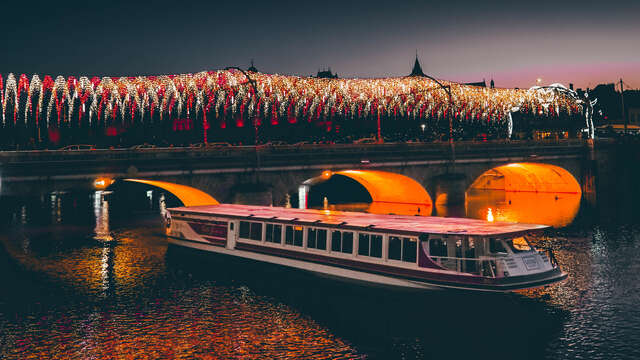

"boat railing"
[430, 256, 498, 277]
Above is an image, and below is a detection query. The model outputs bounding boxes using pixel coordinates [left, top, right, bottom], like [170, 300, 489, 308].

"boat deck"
[169, 204, 548, 237]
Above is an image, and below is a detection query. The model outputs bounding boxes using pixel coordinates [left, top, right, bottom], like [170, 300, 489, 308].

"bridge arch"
[301, 170, 432, 215]
[468, 163, 581, 194]
[123, 179, 219, 207]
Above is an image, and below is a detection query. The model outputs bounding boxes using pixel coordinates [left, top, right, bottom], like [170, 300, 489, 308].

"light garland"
[0, 70, 583, 135]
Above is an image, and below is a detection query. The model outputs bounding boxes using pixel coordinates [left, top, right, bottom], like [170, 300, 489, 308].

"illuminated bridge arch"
[302, 170, 432, 215]
[468, 163, 581, 194]
[123, 179, 219, 207]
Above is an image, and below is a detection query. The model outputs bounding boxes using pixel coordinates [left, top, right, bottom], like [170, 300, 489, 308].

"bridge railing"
[0, 139, 593, 181]
[0, 139, 591, 162]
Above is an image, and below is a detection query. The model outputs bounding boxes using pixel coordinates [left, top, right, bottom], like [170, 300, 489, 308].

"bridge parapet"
[1, 140, 591, 175]
[0, 139, 596, 197]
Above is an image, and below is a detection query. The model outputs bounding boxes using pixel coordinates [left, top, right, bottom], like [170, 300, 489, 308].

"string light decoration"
[0, 70, 584, 139]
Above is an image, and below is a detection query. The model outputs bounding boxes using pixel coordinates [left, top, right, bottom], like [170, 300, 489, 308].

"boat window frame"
[249, 222, 263, 241]
[331, 230, 342, 253]
[265, 222, 283, 245]
[340, 231, 355, 256]
[387, 235, 418, 265]
[239, 221, 251, 239]
[239, 220, 263, 242]
[356, 231, 383, 259]
[306, 226, 328, 252]
[428, 237, 447, 258]
[328, 230, 355, 257]
[284, 225, 304, 247]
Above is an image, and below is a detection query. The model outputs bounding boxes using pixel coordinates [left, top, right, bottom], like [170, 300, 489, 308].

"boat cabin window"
[343, 232, 354, 254]
[454, 238, 476, 258]
[331, 231, 341, 252]
[403, 238, 417, 263]
[239, 221, 262, 241]
[489, 238, 507, 254]
[265, 223, 282, 244]
[358, 233, 382, 258]
[307, 228, 327, 250]
[465, 239, 475, 258]
[429, 238, 447, 257]
[505, 236, 534, 253]
[332, 231, 354, 254]
[285, 225, 304, 247]
[250, 223, 262, 241]
[240, 221, 250, 238]
[389, 236, 417, 263]
[389, 236, 401, 260]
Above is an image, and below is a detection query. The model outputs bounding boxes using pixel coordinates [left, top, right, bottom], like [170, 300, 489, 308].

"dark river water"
[1, 167, 640, 359]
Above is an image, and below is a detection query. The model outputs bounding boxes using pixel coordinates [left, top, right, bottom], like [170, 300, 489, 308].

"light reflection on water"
[0, 193, 363, 359]
[0, 188, 639, 360]
[324, 190, 581, 228]
[465, 189, 582, 227]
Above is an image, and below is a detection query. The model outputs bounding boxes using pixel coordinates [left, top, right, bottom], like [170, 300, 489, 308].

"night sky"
[1, 0, 638, 89]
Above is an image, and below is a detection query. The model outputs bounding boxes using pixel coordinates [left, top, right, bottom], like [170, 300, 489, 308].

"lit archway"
[301, 170, 432, 216]
[468, 163, 581, 194]
[123, 179, 219, 207]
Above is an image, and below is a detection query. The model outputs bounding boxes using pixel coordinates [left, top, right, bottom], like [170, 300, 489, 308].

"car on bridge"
[190, 142, 232, 149]
[60, 144, 96, 151]
[206, 142, 232, 148]
[262, 141, 288, 147]
[131, 144, 157, 150]
[353, 137, 378, 144]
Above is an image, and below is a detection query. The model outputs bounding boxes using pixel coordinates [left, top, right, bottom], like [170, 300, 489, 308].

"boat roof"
[169, 204, 549, 237]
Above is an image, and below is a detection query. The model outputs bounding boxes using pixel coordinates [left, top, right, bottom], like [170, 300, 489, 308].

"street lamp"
[224, 66, 263, 183]
[414, 74, 455, 164]
[224, 66, 260, 146]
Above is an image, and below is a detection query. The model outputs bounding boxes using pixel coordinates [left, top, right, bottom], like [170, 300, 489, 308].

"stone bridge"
[0, 140, 602, 207]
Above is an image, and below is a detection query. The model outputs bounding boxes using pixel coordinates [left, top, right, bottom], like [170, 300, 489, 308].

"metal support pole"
[225, 66, 261, 181]
[203, 111, 208, 144]
[621, 78, 626, 135]
[415, 75, 455, 166]
[448, 91, 455, 169]
[377, 109, 382, 143]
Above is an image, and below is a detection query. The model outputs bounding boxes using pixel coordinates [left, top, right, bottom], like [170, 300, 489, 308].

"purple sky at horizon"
[1, 0, 638, 89]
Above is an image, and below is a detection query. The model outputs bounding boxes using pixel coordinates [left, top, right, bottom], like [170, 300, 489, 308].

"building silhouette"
[315, 67, 338, 79]
[408, 54, 427, 77]
[247, 59, 258, 73]
[408, 54, 492, 88]
[465, 79, 487, 88]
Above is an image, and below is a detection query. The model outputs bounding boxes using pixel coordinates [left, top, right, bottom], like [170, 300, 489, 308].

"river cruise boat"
[166, 204, 567, 292]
